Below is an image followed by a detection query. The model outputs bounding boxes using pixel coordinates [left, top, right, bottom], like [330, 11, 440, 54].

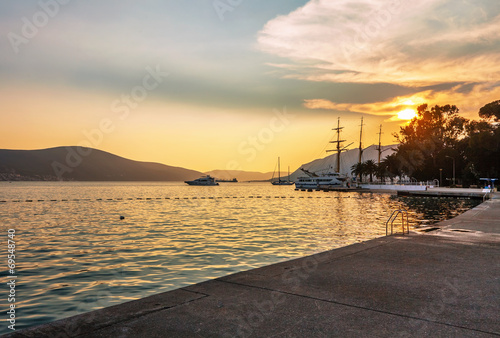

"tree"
[392, 101, 500, 184]
[351, 162, 366, 182]
[381, 153, 400, 183]
[375, 162, 387, 183]
[351, 160, 378, 183]
[478, 100, 500, 122]
[364, 160, 377, 183]
[464, 117, 500, 179]
[462, 100, 500, 182]
[393, 104, 468, 182]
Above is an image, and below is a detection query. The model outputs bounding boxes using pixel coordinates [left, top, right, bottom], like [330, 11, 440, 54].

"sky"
[1, 0, 500, 172]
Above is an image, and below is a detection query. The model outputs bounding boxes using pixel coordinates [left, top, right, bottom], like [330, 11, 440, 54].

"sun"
[397, 108, 417, 120]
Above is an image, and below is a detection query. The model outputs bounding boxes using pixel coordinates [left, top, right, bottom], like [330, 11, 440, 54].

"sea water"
[0, 182, 481, 333]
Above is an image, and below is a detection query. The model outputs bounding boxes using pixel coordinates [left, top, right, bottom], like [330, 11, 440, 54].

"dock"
[318, 186, 366, 192]
[318, 186, 493, 199]
[9, 194, 500, 337]
[397, 187, 492, 199]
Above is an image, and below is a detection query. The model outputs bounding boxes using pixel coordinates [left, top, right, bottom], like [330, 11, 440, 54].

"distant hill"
[0, 147, 203, 181]
[205, 170, 287, 182]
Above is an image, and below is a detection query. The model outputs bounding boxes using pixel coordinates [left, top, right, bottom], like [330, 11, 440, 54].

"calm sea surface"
[0, 182, 481, 333]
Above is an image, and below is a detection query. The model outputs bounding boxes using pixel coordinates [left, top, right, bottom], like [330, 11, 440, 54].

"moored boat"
[296, 118, 350, 190]
[295, 168, 343, 190]
[185, 175, 219, 186]
[216, 178, 238, 183]
[271, 157, 294, 185]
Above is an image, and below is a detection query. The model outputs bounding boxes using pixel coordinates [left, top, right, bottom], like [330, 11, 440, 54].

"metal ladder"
[386, 209, 409, 236]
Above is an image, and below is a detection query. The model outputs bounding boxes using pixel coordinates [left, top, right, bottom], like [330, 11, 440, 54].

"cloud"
[257, 0, 500, 86]
[304, 82, 500, 121]
[304, 94, 427, 121]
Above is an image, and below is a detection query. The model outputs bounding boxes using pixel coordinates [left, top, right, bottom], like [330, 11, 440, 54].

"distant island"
[0, 147, 203, 181]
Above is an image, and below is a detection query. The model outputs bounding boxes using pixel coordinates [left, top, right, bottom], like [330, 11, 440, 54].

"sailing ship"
[271, 157, 294, 185]
[295, 118, 353, 190]
[184, 175, 219, 186]
[295, 168, 343, 189]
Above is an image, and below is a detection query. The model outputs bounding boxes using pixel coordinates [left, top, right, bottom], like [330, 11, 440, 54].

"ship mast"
[376, 124, 383, 164]
[358, 117, 364, 165]
[278, 157, 281, 183]
[327, 117, 352, 173]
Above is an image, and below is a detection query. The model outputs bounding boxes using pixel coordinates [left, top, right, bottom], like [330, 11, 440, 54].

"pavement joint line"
[217, 278, 499, 336]
[81, 292, 211, 337]
[312, 237, 400, 264]
[229, 238, 398, 279]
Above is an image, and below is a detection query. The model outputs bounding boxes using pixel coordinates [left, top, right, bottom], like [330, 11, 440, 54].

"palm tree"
[382, 153, 400, 183]
[375, 162, 387, 183]
[351, 162, 366, 183]
[364, 160, 377, 183]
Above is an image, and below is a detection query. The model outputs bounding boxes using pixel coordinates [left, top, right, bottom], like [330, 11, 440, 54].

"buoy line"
[0, 194, 351, 204]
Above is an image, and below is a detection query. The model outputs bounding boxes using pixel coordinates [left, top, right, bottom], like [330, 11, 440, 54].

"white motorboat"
[295, 168, 343, 190]
[185, 175, 219, 186]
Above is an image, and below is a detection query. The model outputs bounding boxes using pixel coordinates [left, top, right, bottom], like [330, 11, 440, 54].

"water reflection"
[395, 195, 479, 224]
[0, 182, 481, 333]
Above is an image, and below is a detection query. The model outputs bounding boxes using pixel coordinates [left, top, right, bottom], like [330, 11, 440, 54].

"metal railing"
[483, 192, 492, 202]
[362, 180, 437, 186]
[386, 209, 410, 236]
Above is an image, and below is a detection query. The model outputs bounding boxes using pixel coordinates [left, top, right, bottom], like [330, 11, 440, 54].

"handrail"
[365, 180, 437, 186]
[386, 209, 409, 236]
[483, 192, 491, 202]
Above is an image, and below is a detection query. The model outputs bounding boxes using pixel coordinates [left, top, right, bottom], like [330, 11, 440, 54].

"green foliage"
[478, 100, 500, 122]
[351, 160, 378, 182]
[364, 160, 377, 183]
[351, 162, 365, 180]
[393, 101, 500, 185]
[380, 153, 401, 181]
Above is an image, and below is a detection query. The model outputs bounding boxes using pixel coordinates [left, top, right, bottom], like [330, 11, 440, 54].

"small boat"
[185, 175, 219, 186]
[271, 157, 294, 186]
[215, 178, 238, 183]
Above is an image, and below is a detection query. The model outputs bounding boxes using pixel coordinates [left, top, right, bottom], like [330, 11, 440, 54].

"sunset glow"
[397, 109, 417, 120]
[1, 1, 499, 172]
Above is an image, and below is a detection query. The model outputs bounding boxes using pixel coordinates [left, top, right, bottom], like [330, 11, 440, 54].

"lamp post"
[445, 156, 455, 186]
[439, 168, 442, 187]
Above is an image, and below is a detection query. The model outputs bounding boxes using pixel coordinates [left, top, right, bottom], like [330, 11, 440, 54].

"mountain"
[204, 170, 286, 182]
[290, 144, 397, 180]
[0, 147, 203, 181]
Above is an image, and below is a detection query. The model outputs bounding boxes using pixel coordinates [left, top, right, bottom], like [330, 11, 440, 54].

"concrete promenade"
[10, 195, 500, 337]
[398, 187, 493, 199]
